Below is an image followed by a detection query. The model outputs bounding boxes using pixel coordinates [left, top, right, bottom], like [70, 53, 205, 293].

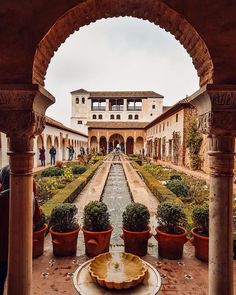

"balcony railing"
[92, 106, 106, 111]
[127, 106, 142, 111]
[110, 106, 124, 111]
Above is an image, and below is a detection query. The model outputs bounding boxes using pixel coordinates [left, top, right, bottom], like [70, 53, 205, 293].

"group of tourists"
[38, 144, 87, 166]
[39, 146, 57, 166]
[0, 165, 42, 294]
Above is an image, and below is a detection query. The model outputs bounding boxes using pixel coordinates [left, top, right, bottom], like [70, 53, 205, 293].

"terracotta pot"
[49, 226, 80, 257]
[33, 224, 48, 258]
[83, 227, 113, 257]
[191, 227, 209, 262]
[155, 226, 188, 260]
[121, 227, 152, 257]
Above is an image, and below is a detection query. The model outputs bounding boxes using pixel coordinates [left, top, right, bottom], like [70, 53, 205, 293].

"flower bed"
[41, 160, 103, 218]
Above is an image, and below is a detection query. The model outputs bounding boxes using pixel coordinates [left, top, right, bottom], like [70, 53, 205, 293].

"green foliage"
[122, 202, 150, 232]
[72, 165, 86, 175]
[186, 118, 203, 170]
[156, 202, 186, 234]
[41, 167, 64, 177]
[166, 179, 189, 198]
[63, 167, 74, 182]
[170, 174, 182, 181]
[83, 201, 110, 232]
[34, 210, 47, 231]
[50, 203, 78, 232]
[192, 205, 209, 236]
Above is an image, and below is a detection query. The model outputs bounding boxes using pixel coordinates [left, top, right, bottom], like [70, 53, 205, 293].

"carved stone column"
[0, 84, 54, 295]
[191, 84, 236, 295]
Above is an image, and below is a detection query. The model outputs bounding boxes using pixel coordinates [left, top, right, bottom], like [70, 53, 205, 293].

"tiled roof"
[71, 89, 163, 98]
[87, 121, 148, 129]
[45, 116, 88, 138]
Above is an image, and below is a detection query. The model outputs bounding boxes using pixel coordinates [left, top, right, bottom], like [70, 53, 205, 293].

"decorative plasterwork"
[33, 0, 214, 87]
[0, 85, 55, 137]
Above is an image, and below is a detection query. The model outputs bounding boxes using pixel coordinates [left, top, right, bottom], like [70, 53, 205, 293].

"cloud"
[45, 17, 198, 126]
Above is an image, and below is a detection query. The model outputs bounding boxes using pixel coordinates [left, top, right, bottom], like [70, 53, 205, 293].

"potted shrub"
[82, 201, 112, 257]
[49, 203, 79, 257]
[122, 202, 151, 257]
[191, 205, 209, 262]
[155, 202, 187, 259]
[33, 211, 48, 258]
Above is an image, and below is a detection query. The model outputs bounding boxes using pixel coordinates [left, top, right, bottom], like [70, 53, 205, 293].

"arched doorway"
[136, 137, 144, 155]
[109, 134, 125, 153]
[54, 136, 59, 161]
[46, 135, 52, 164]
[99, 136, 107, 154]
[36, 135, 44, 166]
[126, 137, 134, 155]
[90, 136, 98, 153]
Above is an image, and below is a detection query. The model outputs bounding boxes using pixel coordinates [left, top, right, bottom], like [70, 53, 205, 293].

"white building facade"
[71, 89, 164, 135]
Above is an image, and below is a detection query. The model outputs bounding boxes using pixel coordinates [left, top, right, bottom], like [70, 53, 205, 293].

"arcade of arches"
[89, 129, 145, 155]
[0, 1, 236, 295]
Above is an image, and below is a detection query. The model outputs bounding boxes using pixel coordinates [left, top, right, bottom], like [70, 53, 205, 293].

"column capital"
[0, 84, 55, 138]
[190, 84, 236, 136]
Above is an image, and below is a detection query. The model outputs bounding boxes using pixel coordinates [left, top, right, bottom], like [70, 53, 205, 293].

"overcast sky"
[45, 17, 199, 126]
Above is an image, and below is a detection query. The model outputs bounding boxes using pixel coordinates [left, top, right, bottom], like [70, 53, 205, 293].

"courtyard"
[30, 154, 236, 294]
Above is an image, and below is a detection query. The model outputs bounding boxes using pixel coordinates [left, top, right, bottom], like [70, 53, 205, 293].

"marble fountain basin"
[73, 252, 162, 295]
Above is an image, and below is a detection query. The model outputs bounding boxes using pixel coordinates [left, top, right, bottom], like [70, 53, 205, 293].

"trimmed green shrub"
[170, 174, 182, 181]
[122, 202, 150, 232]
[166, 179, 189, 198]
[34, 211, 47, 231]
[63, 167, 73, 182]
[192, 205, 209, 236]
[72, 165, 86, 175]
[50, 203, 78, 232]
[83, 201, 110, 232]
[41, 167, 63, 177]
[156, 202, 186, 234]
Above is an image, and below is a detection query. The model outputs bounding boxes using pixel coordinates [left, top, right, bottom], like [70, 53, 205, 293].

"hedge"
[131, 161, 183, 205]
[41, 160, 103, 217]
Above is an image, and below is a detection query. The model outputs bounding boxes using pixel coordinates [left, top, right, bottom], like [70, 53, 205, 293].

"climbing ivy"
[186, 118, 203, 170]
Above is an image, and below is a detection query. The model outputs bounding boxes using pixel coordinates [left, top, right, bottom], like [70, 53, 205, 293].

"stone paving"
[31, 155, 236, 294]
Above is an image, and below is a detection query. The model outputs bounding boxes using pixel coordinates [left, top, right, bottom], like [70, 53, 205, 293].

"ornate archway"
[33, 0, 213, 88]
[46, 135, 52, 164]
[99, 136, 107, 154]
[109, 134, 125, 152]
[36, 134, 44, 166]
[126, 136, 134, 155]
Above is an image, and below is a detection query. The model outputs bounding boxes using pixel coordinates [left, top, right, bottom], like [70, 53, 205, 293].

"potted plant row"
[33, 211, 48, 258]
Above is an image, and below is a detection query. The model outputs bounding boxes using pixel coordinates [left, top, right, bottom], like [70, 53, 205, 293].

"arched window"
[76, 97, 79, 104]
[82, 97, 85, 104]
[116, 114, 121, 120]
[110, 114, 115, 119]
[92, 114, 97, 119]
[128, 114, 133, 120]
[98, 114, 103, 119]
[134, 114, 139, 120]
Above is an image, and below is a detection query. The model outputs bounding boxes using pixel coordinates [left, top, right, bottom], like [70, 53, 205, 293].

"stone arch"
[135, 136, 144, 154]
[54, 136, 59, 161]
[126, 136, 134, 155]
[90, 136, 98, 152]
[33, 0, 213, 88]
[99, 136, 107, 154]
[46, 135, 52, 164]
[36, 134, 44, 166]
[109, 133, 125, 152]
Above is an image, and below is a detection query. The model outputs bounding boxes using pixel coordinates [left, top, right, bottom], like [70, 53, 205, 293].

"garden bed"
[132, 161, 210, 230]
[41, 160, 103, 217]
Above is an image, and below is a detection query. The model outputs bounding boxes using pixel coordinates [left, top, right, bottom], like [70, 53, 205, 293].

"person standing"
[39, 146, 46, 166]
[49, 145, 56, 165]
[70, 145, 75, 160]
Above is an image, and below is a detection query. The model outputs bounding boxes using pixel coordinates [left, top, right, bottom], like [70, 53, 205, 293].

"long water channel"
[101, 154, 132, 245]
